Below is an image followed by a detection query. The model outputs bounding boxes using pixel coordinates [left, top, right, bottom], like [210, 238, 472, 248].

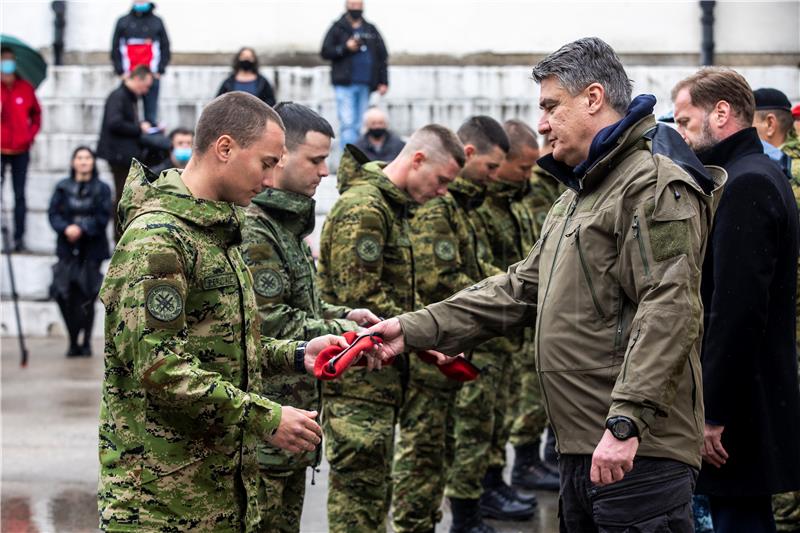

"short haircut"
[273, 101, 335, 151]
[401, 124, 465, 168]
[755, 109, 794, 138]
[457, 116, 510, 154]
[671, 67, 755, 127]
[503, 119, 539, 159]
[130, 64, 152, 79]
[531, 37, 632, 115]
[168, 127, 194, 142]
[194, 92, 285, 154]
[233, 46, 259, 72]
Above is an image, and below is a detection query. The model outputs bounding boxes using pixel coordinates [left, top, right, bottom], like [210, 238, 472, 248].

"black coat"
[217, 74, 275, 107]
[48, 176, 112, 262]
[96, 84, 142, 167]
[354, 131, 405, 162]
[320, 14, 388, 90]
[696, 127, 800, 497]
[110, 3, 171, 75]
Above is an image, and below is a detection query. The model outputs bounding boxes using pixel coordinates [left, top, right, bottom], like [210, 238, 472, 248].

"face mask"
[1, 60, 16, 75]
[367, 128, 386, 139]
[132, 2, 150, 13]
[348, 9, 363, 20]
[173, 147, 192, 163]
[236, 60, 256, 72]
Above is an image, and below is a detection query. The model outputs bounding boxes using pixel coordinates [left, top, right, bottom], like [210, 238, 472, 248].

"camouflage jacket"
[525, 167, 564, 240]
[317, 146, 419, 405]
[478, 179, 537, 270]
[98, 162, 299, 532]
[241, 187, 357, 473]
[782, 134, 800, 189]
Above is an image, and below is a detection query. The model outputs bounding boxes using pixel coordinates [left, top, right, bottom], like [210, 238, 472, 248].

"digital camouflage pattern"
[393, 176, 500, 531]
[317, 146, 418, 532]
[98, 162, 299, 532]
[241, 187, 358, 532]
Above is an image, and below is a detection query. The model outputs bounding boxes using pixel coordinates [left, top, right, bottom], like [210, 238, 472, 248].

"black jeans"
[1, 151, 30, 243]
[558, 454, 698, 533]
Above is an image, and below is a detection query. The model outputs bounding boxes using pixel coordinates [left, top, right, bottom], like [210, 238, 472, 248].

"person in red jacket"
[1, 46, 41, 252]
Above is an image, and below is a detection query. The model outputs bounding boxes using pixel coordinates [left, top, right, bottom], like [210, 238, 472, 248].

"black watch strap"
[606, 416, 639, 441]
[294, 342, 308, 374]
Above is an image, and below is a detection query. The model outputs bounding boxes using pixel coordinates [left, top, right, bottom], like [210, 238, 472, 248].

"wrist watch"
[606, 416, 639, 441]
[293, 342, 308, 374]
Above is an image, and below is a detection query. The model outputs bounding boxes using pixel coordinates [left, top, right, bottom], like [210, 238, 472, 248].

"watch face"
[612, 419, 633, 438]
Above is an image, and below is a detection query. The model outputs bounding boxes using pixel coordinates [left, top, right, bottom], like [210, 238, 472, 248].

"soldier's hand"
[367, 318, 406, 362]
[422, 349, 461, 365]
[346, 308, 381, 327]
[305, 334, 350, 374]
[267, 407, 322, 453]
[590, 429, 638, 486]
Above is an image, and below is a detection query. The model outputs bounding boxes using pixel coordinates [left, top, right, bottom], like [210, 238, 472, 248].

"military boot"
[449, 497, 497, 533]
[479, 467, 536, 521]
[511, 440, 560, 491]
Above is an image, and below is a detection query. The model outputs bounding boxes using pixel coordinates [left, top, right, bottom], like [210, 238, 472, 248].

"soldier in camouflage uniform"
[240, 103, 379, 533]
[752, 89, 800, 533]
[317, 126, 464, 532]
[393, 116, 509, 533]
[98, 93, 346, 532]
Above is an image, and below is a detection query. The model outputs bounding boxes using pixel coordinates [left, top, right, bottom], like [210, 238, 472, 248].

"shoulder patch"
[246, 244, 273, 262]
[253, 268, 284, 299]
[356, 233, 383, 263]
[148, 253, 181, 276]
[359, 212, 384, 232]
[145, 281, 185, 327]
[433, 238, 457, 262]
[203, 273, 237, 290]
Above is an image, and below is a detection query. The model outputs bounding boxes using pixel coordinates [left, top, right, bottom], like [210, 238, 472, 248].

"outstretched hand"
[267, 407, 322, 453]
[305, 334, 350, 374]
[367, 318, 406, 362]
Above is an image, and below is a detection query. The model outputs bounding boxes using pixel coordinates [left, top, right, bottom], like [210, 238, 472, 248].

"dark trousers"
[110, 164, 129, 240]
[708, 495, 777, 533]
[1, 152, 30, 243]
[55, 286, 96, 351]
[143, 77, 160, 124]
[558, 454, 697, 533]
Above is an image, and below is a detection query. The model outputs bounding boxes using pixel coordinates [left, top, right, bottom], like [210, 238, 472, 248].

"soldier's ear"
[214, 135, 234, 163]
[412, 151, 426, 169]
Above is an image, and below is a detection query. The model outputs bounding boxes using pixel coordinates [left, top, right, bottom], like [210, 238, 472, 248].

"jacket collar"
[448, 176, 486, 210]
[538, 94, 657, 192]
[251, 187, 316, 239]
[696, 127, 765, 168]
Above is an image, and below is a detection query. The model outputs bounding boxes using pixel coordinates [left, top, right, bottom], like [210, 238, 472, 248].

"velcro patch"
[434, 238, 457, 262]
[148, 253, 181, 276]
[253, 268, 284, 299]
[649, 219, 690, 262]
[144, 280, 185, 329]
[246, 244, 273, 262]
[356, 233, 383, 263]
[203, 273, 237, 290]
[359, 213, 384, 232]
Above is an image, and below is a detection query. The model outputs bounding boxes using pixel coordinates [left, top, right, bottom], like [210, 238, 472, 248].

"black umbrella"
[0, 34, 47, 88]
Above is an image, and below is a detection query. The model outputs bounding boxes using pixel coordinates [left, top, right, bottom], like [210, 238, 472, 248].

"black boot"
[449, 497, 497, 533]
[480, 467, 536, 521]
[511, 440, 560, 491]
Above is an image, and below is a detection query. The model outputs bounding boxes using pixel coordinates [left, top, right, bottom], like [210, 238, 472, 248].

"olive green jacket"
[241, 188, 358, 473]
[99, 162, 300, 532]
[399, 116, 727, 468]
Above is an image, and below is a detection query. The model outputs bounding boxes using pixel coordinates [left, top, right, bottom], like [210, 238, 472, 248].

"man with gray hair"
[369, 37, 726, 532]
[355, 106, 406, 162]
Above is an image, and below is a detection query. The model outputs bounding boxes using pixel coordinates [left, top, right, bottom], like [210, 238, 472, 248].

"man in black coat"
[96, 64, 153, 235]
[673, 67, 800, 533]
[110, 1, 170, 124]
[320, 0, 388, 149]
[354, 106, 404, 162]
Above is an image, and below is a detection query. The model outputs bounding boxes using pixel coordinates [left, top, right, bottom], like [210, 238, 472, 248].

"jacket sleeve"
[699, 172, 783, 425]
[78, 182, 112, 237]
[104, 223, 285, 443]
[241, 225, 358, 341]
[106, 92, 142, 137]
[110, 18, 124, 75]
[321, 24, 349, 60]
[28, 88, 41, 141]
[259, 77, 276, 107]
[607, 179, 707, 434]
[47, 184, 69, 234]
[374, 25, 389, 86]
[320, 300, 352, 321]
[399, 239, 540, 356]
[322, 202, 406, 318]
[157, 17, 171, 72]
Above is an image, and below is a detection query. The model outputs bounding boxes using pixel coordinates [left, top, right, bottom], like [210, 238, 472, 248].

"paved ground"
[1, 337, 558, 532]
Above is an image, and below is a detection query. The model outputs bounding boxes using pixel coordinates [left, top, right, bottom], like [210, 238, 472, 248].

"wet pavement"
[2, 337, 558, 532]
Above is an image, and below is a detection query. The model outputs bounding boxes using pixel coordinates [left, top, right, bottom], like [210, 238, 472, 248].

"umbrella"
[0, 34, 47, 89]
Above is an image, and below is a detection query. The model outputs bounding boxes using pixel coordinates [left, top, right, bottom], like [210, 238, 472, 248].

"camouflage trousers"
[322, 394, 397, 533]
[392, 358, 458, 533]
[445, 350, 512, 499]
[256, 469, 306, 533]
[774, 490, 800, 531]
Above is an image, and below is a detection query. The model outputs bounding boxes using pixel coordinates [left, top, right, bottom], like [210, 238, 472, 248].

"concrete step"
[0, 300, 104, 339]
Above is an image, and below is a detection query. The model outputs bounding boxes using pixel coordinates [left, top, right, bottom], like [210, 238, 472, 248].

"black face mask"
[236, 59, 256, 72]
[348, 9, 363, 20]
[367, 128, 387, 139]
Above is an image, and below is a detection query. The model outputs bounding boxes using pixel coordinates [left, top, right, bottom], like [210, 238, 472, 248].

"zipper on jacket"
[632, 215, 650, 277]
[687, 356, 700, 432]
[613, 287, 625, 353]
[575, 226, 607, 321]
[534, 196, 578, 447]
[621, 325, 641, 382]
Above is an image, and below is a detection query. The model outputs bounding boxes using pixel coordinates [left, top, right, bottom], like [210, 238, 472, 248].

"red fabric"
[417, 351, 480, 382]
[314, 331, 383, 381]
[1, 78, 41, 153]
[793, 103, 800, 120]
[125, 41, 154, 71]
